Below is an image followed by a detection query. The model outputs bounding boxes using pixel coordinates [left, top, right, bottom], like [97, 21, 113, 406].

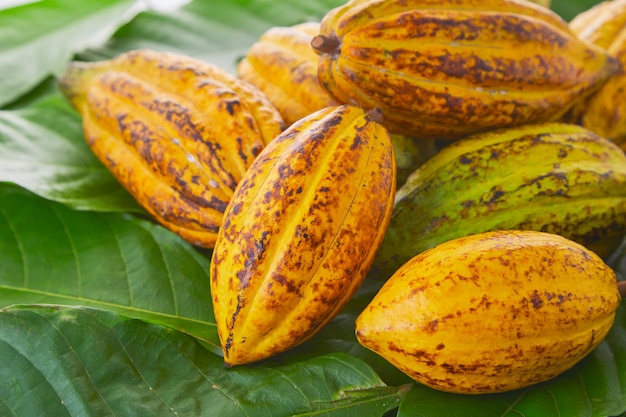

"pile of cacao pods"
[58, 0, 626, 395]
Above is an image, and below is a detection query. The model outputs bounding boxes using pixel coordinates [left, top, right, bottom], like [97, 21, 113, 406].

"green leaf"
[0, 184, 219, 348]
[551, 0, 603, 21]
[0, 304, 405, 417]
[0, 94, 140, 212]
[0, 0, 139, 108]
[80, 0, 346, 75]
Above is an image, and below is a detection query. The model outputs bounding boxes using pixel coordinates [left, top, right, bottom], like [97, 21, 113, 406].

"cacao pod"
[568, 0, 626, 49]
[390, 133, 438, 187]
[312, 0, 619, 140]
[564, 0, 626, 150]
[237, 22, 340, 126]
[58, 49, 285, 248]
[356, 230, 622, 394]
[210, 105, 395, 366]
[372, 122, 626, 279]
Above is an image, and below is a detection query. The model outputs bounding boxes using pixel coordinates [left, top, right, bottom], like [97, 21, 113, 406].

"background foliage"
[1, 0, 624, 416]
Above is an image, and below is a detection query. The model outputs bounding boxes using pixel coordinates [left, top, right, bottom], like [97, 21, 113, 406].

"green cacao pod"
[210, 105, 396, 366]
[372, 122, 626, 279]
[312, 0, 619, 140]
[357, 230, 621, 394]
[390, 133, 438, 187]
[58, 49, 285, 248]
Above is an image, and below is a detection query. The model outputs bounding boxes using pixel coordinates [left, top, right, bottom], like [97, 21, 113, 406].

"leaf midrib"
[0, 283, 216, 327]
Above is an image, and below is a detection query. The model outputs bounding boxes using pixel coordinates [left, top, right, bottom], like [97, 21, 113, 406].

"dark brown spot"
[530, 290, 543, 309]
[459, 155, 473, 165]
[231, 202, 243, 215]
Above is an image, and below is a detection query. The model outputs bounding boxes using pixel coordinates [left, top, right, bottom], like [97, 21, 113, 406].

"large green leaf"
[0, 94, 140, 212]
[0, 304, 405, 417]
[79, 0, 346, 74]
[0, 0, 138, 108]
[0, 184, 219, 348]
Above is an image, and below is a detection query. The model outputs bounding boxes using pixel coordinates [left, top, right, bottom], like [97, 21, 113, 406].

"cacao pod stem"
[311, 35, 340, 55]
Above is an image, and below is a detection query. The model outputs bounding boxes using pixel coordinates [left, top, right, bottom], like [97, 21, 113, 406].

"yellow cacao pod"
[237, 22, 340, 126]
[237, 20, 437, 181]
[58, 49, 285, 248]
[565, 0, 626, 150]
[210, 105, 396, 366]
[312, 0, 619, 140]
[357, 230, 622, 394]
[372, 122, 626, 279]
[568, 0, 626, 49]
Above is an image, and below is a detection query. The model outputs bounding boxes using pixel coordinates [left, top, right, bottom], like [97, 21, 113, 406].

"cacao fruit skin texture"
[237, 22, 340, 126]
[58, 49, 285, 248]
[372, 122, 626, 279]
[356, 230, 621, 394]
[313, 0, 619, 140]
[565, 0, 626, 150]
[210, 105, 396, 366]
[390, 133, 437, 188]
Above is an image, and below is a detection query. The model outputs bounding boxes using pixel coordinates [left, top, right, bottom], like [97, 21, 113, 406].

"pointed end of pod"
[57, 57, 114, 111]
[57, 60, 110, 111]
[311, 34, 341, 56]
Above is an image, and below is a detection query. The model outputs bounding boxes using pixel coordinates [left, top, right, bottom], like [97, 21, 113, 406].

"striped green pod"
[372, 122, 626, 279]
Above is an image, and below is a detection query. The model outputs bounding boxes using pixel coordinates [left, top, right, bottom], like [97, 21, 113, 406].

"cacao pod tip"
[619, 280, 626, 299]
[311, 34, 340, 56]
[57, 61, 106, 108]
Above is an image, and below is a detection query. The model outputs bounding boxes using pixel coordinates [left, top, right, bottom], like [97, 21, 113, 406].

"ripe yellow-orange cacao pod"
[565, 0, 626, 150]
[312, 0, 619, 140]
[237, 20, 435, 178]
[210, 105, 396, 366]
[357, 230, 622, 394]
[237, 22, 340, 126]
[58, 49, 285, 248]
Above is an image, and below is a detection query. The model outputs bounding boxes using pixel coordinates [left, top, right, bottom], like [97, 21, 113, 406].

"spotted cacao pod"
[372, 122, 626, 279]
[237, 22, 340, 126]
[564, 0, 626, 150]
[312, 0, 619, 140]
[357, 230, 622, 394]
[210, 105, 395, 366]
[58, 49, 285, 248]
